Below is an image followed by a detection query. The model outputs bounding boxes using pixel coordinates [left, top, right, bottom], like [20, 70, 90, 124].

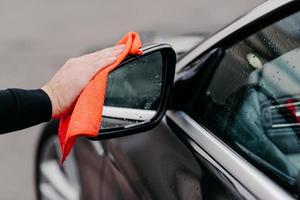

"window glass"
[105, 52, 163, 110]
[194, 11, 300, 187]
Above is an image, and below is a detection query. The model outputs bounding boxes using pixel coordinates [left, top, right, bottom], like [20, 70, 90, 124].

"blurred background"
[0, 0, 263, 199]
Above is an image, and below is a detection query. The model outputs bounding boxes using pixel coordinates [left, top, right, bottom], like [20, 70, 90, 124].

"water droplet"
[144, 102, 151, 109]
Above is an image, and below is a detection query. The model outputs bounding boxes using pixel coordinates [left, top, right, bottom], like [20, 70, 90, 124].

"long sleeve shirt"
[0, 89, 52, 134]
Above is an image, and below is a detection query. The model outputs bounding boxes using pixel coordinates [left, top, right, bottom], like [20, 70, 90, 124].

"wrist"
[41, 85, 60, 118]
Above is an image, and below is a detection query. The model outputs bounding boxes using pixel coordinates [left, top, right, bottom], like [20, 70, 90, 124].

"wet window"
[105, 51, 163, 110]
[194, 11, 300, 189]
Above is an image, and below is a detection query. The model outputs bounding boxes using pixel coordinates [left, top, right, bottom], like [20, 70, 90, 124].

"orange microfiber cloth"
[58, 32, 143, 163]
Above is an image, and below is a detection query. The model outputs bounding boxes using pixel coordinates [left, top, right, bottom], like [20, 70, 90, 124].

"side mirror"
[91, 44, 176, 140]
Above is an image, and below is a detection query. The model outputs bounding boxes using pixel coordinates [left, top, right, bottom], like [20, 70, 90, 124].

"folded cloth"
[58, 32, 143, 163]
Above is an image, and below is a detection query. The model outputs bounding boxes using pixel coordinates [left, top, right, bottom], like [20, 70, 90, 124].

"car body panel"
[166, 111, 293, 199]
[74, 118, 246, 199]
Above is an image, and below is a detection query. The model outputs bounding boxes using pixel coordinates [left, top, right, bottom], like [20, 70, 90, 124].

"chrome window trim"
[188, 139, 256, 200]
[175, 0, 294, 73]
[166, 110, 294, 200]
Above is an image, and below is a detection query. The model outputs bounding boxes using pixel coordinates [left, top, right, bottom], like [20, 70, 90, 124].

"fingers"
[81, 45, 125, 73]
[94, 45, 124, 67]
[111, 47, 124, 57]
[108, 44, 125, 51]
[97, 56, 117, 67]
[114, 44, 125, 49]
[90, 45, 125, 57]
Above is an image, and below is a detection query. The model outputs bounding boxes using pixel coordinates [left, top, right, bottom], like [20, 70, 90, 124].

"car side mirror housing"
[89, 44, 176, 140]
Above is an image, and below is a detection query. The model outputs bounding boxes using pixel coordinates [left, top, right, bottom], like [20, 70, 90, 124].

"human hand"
[42, 45, 125, 118]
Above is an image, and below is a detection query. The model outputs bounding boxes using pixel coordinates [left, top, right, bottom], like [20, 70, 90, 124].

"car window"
[193, 10, 300, 189]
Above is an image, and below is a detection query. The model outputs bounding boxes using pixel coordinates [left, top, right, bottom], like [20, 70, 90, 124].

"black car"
[35, 0, 300, 199]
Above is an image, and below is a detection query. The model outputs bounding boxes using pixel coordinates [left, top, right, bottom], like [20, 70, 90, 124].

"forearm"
[0, 89, 52, 134]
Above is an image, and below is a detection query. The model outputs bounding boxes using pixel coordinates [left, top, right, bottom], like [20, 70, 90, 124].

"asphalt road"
[0, 0, 263, 199]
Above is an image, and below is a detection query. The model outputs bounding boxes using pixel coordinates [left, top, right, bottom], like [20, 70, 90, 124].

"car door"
[93, 42, 245, 200]
[168, 2, 300, 199]
[86, 49, 242, 199]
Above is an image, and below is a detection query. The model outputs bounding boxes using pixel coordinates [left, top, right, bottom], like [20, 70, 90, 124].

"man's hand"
[42, 45, 124, 118]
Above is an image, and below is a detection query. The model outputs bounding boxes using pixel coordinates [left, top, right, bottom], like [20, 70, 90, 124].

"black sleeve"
[0, 88, 52, 134]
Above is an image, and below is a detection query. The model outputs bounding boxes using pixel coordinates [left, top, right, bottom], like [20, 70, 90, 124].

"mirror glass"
[101, 51, 164, 130]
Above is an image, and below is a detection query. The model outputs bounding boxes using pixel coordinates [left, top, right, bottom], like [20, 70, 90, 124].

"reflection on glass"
[101, 51, 163, 130]
[196, 10, 300, 189]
